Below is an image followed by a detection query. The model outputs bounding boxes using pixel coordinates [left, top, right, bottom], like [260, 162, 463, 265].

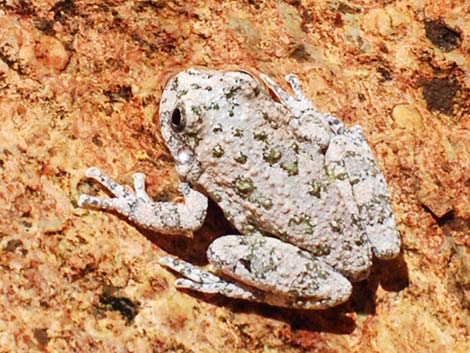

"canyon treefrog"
[79, 68, 400, 309]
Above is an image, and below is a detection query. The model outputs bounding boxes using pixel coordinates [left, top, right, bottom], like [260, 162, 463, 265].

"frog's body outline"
[79, 69, 400, 309]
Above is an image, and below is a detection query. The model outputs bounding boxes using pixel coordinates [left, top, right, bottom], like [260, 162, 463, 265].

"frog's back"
[193, 84, 372, 281]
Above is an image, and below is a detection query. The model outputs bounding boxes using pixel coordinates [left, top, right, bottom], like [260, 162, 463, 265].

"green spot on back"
[212, 144, 224, 157]
[258, 197, 273, 210]
[225, 86, 241, 99]
[254, 132, 268, 142]
[213, 124, 223, 133]
[263, 148, 282, 165]
[291, 143, 299, 154]
[191, 105, 202, 116]
[281, 161, 299, 176]
[312, 244, 331, 256]
[308, 179, 327, 198]
[209, 102, 220, 110]
[176, 90, 188, 98]
[288, 214, 314, 235]
[234, 177, 256, 197]
[234, 153, 248, 164]
[242, 224, 256, 234]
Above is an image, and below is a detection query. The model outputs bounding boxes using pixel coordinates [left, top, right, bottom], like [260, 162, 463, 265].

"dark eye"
[171, 108, 185, 131]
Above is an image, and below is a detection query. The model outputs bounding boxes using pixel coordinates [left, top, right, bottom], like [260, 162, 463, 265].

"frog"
[78, 68, 401, 309]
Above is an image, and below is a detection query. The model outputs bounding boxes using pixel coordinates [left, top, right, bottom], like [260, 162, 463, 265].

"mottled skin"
[79, 69, 400, 309]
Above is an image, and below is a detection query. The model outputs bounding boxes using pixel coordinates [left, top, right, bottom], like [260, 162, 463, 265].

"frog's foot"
[79, 167, 146, 210]
[159, 256, 259, 301]
[260, 73, 345, 133]
[260, 73, 312, 117]
[161, 235, 352, 309]
[325, 128, 401, 259]
[78, 167, 208, 234]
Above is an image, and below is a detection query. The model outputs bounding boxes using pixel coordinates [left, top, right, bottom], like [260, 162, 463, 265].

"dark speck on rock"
[377, 67, 392, 82]
[99, 294, 139, 323]
[290, 44, 310, 61]
[424, 20, 461, 52]
[4, 239, 23, 253]
[33, 328, 49, 347]
[104, 85, 134, 102]
[422, 77, 460, 116]
[51, 0, 78, 23]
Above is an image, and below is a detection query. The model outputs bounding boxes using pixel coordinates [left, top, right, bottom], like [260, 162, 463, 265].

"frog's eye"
[171, 108, 185, 131]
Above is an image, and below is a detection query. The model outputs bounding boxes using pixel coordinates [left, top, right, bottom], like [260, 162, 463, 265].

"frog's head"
[159, 69, 206, 182]
[159, 68, 262, 182]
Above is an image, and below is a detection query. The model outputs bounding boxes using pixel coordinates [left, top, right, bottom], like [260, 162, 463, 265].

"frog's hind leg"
[161, 235, 353, 309]
[325, 127, 401, 259]
[159, 256, 259, 301]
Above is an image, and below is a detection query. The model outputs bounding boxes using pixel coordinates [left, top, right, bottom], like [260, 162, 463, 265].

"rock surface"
[0, 1, 469, 352]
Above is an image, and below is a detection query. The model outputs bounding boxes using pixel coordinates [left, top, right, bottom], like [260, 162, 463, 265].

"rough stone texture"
[0, 0, 469, 352]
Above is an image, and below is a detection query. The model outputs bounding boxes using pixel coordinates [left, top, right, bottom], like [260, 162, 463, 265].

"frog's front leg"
[78, 167, 208, 234]
[260, 73, 345, 134]
[160, 235, 352, 309]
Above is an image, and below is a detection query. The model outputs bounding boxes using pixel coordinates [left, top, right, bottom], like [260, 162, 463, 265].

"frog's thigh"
[326, 127, 401, 259]
[207, 235, 352, 308]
